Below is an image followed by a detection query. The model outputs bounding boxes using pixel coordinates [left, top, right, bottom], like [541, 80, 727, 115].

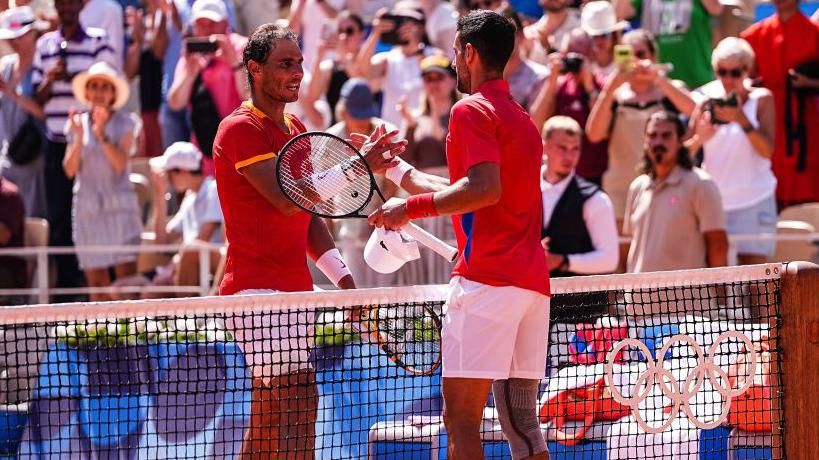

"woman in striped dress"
[63, 62, 142, 301]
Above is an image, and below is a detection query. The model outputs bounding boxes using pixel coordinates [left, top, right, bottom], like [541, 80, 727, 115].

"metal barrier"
[0, 243, 222, 304]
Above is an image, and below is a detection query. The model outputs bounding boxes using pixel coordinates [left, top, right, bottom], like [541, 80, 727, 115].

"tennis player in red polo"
[369, 11, 550, 460]
[213, 24, 404, 459]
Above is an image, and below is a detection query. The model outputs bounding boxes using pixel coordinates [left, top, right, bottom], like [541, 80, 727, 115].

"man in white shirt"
[80, 0, 124, 68]
[149, 141, 224, 291]
[540, 115, 618, 277]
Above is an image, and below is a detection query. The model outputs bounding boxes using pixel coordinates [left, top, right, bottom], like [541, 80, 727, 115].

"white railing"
[0, 243, 222, 304]
[1, 232, 818, 305]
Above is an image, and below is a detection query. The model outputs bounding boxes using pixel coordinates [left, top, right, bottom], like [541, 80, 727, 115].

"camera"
[707, 93, 738, 125]
[185, 37, 219, 54]
[561, 53, 584, 74]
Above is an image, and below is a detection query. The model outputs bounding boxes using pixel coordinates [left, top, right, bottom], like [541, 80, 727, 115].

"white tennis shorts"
[225, 289, 315, 381]
[442, 276, 551, 380]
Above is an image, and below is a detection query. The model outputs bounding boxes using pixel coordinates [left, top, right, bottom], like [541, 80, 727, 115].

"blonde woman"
[63, 62, 141, 301]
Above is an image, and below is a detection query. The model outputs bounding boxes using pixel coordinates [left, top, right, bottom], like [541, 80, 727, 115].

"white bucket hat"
[581, 1, 629, 37]
[71, 62, 130, 109]
[364, 226, 421, 274]
[0, 7, 49, 41]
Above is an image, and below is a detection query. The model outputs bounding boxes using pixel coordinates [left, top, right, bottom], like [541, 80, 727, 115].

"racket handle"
[403, 223, 459, 262]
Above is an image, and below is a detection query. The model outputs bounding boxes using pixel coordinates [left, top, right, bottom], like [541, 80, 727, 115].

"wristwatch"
[741, 122, 755, 134]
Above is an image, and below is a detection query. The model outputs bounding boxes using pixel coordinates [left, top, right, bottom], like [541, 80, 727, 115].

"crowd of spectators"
[0, 0, 818, 304]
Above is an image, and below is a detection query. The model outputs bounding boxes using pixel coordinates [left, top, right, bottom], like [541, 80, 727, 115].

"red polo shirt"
[446, 79, 550, 296]
[214, 101, 313, 295]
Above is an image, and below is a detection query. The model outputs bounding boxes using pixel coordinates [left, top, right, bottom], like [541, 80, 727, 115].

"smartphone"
[380, 14, 408, 46]
[614, 44, 634, 72]
[708, 92, 739, 125]
[185, 37, 218, 54]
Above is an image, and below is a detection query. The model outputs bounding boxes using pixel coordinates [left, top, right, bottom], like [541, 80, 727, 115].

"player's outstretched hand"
[368, 197, 410, 231]
[351, 124, 408, 175]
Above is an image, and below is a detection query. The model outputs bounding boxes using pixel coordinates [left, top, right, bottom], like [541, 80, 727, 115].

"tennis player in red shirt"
[213, 24, 404, 459]
[369, 11, 550, 460]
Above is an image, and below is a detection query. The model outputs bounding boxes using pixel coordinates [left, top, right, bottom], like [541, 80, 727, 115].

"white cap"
[0, 6, 48, 40]
[191, 0, 228, 23]
[364, 227, 421, 274]
[149, 142, 203, 172]
[580, 1, 629, 37]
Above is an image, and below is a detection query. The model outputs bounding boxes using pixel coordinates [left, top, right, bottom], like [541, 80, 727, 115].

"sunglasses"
[717, 67, 744, 78]
[633, 50, 651, 60]
[338, 27, 357, 35]
[469, 0, 499, 9]
[423, 72, 446, 83]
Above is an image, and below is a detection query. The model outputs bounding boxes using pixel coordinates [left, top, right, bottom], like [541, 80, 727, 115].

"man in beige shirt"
[623, 111, 728, 273]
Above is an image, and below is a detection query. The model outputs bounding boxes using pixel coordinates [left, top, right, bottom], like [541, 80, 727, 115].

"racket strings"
[374, 305, 441, 371]
[278, 135, 373, 216]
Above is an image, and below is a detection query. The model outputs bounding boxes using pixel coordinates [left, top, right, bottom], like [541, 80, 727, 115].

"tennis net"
[0, 264, 802, 459]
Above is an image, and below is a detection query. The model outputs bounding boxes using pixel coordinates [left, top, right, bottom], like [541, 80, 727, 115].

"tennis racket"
[275, 131, 458, 262]
[351, 303, 442, 375]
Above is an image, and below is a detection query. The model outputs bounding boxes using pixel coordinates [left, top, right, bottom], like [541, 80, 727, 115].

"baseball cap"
[149, 142, 203, 172]
[364, 227, 421, 274]
[420, 55, 455, 77]
[340, 78, 378, 120]
[191, 0, 228, 23]
[0, 6, 48, 40]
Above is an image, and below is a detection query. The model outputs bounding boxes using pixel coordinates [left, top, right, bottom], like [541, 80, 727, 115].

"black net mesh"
[0, 269, 784, 459]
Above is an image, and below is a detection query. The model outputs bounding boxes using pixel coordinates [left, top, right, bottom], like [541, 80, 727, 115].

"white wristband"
[316, 248, 352, 287]
[385, 158, 415, 187]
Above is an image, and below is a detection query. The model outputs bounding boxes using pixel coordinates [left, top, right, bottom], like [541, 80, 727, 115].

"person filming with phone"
[354, 2, 440, 129]
[586, 29, 695, 238]
[167, 0, 248, 168]
[686, 37, 776, 266]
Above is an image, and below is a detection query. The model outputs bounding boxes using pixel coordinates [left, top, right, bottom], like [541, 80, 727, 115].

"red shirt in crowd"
[742, 12, 819, 206]
[213, 101, 313, 295]
[446, 79, 550, 296]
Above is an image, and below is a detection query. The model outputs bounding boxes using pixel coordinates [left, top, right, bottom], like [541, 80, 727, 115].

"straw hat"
[71, 62, 130, 109]
[581, 1, 629, 37]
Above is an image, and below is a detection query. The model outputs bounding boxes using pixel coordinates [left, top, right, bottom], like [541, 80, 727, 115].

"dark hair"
[641, 110, 692, 175]
[243, 23, 299, 90]
[456, 10, 515, 73]
[622, 29, 659, 60]
[499, 6, 523, 34]
[338, 10, 365, 32]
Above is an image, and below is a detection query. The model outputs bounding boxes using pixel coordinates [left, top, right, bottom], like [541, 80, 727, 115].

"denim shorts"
[726, 195, 778, 257]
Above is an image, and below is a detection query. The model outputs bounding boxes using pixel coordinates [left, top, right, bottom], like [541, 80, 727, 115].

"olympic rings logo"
[604, 331, 757, 433]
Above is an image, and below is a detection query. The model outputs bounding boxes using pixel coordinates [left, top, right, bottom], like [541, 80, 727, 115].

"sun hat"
[580, 1, 629, 37]
[149, 142, 203, 172]
[0, 6, 49, 41]
[71, 62, 130, 109]
[364, 226, 422, 274]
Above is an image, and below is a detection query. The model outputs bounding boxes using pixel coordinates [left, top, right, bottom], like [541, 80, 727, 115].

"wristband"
[315, 248, 352, 287]
[405, 193, 438, 219]
[385, 158, 415, 186]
